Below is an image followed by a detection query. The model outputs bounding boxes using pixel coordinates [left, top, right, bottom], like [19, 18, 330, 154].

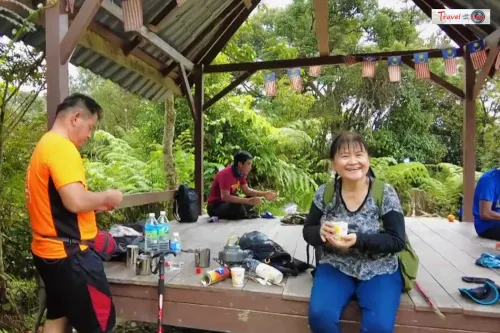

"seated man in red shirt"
[207, 151, 277, 220]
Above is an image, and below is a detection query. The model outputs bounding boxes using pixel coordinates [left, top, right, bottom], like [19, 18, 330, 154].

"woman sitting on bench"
[303, 131, 406, 333]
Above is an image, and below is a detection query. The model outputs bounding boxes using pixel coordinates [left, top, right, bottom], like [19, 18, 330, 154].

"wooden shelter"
[0, 0, 499, 222]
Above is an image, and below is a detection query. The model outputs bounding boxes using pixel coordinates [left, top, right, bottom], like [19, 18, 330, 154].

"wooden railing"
[117, 190, 176, 209]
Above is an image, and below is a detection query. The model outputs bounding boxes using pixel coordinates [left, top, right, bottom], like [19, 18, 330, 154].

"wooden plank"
[463, 46, 476, 222]
[408, 263, 462, 313]
[417, 218, 500, 277]
[179, 64, 196, 121]
[100, 0, 194, 71]
[406, 222, 500, 318]
[117, 190, 175, 209]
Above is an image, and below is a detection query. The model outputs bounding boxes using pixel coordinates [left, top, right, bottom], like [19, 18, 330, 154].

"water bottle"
[144, 213, 158, 252]
[157, 210, 170, 252]
[169, 232, 182, 270]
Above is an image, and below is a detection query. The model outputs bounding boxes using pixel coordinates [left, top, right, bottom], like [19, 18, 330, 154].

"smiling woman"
[302, 131, 407, 333]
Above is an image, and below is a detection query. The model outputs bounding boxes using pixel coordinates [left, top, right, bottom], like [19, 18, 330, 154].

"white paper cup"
[330, 221, 348, 238]
[231, 267, 245, 287]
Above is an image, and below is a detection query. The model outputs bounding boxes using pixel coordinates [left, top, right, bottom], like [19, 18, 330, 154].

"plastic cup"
[326, 217, 348, 239]
[231, 267, 245, 287]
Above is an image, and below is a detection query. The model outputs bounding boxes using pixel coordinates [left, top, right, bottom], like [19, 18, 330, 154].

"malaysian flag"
[309, 65, 322, 77]
[264, 72, 276, 97]
[361, 57, 376, 78]
[467, 40, 487, 71]
[442, 48, 458, 76]
[287, 68, 302, 92]
[414, 52, 430, 79]
[122, 0, 143, 32]
[66, 0, 75, 13]
[344, 55, 356, 67]
[388, 56, 401, 82]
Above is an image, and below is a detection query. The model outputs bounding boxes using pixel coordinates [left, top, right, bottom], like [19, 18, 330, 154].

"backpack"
[173, 183, 200, 223]
[307, 178, 419, 292]
[238, 231, 313, 277]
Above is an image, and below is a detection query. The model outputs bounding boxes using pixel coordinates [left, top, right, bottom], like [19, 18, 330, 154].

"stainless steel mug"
[126, 245, 139, 268]
[194, 248, 210, 268]
[136, 254, 152, 275]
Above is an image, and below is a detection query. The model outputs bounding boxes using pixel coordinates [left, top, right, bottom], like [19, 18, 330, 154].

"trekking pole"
[152, 251, 177, 333]
[415, 280, 445, 319]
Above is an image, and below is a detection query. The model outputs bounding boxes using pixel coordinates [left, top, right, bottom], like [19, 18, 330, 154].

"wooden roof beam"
[204, 48, 463, 73]
[473, 28, 500, 99]
[402, 58, 464, 99]
[313, 0, 329, 56]
[203, 71, 255, 112]
[88, 21, 178, 79]
[60, 0, 102, 64]
[79, 28, 181, 95]
[122, 0, 178, 56]
[101, 0, 194, 71]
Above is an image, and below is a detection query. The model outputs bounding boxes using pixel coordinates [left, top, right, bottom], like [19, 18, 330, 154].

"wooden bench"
[104, 217, 500, 333]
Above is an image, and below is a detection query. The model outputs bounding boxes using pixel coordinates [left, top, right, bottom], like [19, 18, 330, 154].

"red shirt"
[207, 165, 247, 204]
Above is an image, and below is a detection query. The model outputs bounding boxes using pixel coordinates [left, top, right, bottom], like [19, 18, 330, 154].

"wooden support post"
[462, 46, 476, 223]
[194, 64, 204, 213]
[46, 0, 69, 129]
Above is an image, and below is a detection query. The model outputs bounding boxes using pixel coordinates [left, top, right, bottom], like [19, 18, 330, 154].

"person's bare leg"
[42, 317, 70, 333]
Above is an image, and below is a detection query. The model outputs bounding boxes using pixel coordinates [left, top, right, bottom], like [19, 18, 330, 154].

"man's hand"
[105, 189, 123, 207]
[326, 233, 357, 249]
[247, 197, 262, 206]
[264, 191, 277, 201]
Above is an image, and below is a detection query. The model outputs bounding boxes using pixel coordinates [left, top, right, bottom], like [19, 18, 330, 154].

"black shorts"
[33, 249, 116, 333]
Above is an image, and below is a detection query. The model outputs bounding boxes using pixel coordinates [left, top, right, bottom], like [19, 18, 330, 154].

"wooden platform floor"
[105, 217, 500, 333]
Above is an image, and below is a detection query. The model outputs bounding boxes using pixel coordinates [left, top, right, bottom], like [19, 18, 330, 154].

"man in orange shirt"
[25, 93, 123, 333]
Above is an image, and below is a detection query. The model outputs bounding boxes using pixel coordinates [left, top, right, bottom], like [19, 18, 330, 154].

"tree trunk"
[163, 92, 177, 220]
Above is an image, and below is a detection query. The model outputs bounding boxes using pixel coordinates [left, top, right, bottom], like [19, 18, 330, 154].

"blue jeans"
[308, 263, 403, 333]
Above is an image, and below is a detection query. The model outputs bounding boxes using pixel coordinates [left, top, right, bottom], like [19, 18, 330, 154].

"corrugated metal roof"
[442, 0, 499, 39]
[0, 0, 251, 100]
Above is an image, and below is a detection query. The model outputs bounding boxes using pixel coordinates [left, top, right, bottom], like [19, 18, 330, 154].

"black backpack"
[238, 231, 313, 276]
[173, 183, 200, 223]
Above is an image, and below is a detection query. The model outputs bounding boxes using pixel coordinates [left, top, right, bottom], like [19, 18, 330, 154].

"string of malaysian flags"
[263, 39, 500, 97]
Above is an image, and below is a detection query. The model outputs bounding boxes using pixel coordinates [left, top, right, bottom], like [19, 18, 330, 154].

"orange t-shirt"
[25, 132, 97, 259]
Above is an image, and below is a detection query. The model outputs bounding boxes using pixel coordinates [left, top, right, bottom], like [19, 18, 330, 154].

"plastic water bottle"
[169, 232, 182, 270]
[144, 213, 158, 252]
[157, 211, 170, 252]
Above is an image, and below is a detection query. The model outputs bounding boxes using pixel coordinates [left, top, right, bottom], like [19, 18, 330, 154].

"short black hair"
[330, 131, 369, 159]
[55, 93, 103, 120]
[233, 151, 253, 166]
